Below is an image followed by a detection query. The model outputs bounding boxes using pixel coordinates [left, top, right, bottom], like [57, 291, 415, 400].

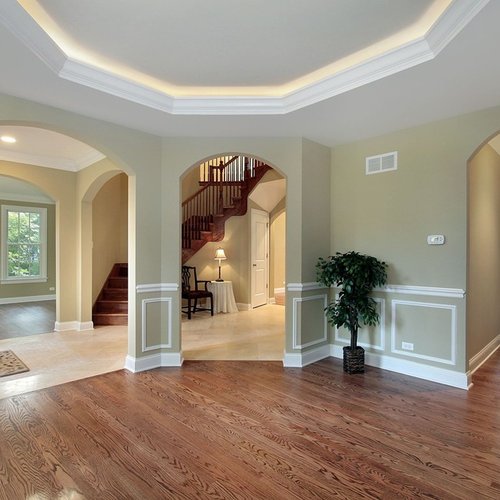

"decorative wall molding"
[375, 284, 465, 298]
[335, 297, 386, 351]
[468, 334, 500, 374]
[287, 282, 325, 292]
[293, 282, 466, 298]
[391, 300, 457, 366]
[136, 283, 179, 293]
[283, 344, 331, 368]
[292, 294, 328, 349]
[141, 297, 172, 352]
[0, 293, 55, 305]
[330, 345, 469, 390]
[0, 0, 488, 115]
[124, 352, 183, 373]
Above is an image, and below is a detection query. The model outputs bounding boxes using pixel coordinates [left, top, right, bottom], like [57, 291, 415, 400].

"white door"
[251, 209, 269, 308]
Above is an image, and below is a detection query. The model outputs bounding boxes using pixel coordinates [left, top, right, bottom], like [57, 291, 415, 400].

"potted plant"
[316, 251, 387, 374]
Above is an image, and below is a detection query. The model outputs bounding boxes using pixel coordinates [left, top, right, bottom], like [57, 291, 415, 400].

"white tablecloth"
[208, 281, 238, 313]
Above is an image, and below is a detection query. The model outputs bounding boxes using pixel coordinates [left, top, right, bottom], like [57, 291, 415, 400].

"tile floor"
[0, 304, 285, 399]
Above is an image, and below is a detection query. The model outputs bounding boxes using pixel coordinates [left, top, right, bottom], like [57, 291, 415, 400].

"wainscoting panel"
[335, 297, 385, 350]
[141, 297, 172, 352]
[292, 294, 328, 349]
[391, 300, 457, 365]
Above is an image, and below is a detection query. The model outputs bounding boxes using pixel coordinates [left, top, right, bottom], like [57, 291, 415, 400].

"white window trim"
[1, 204, 48, 284]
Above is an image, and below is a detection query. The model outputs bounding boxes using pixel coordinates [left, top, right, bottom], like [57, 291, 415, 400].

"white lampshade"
[215, 248, 227, 260]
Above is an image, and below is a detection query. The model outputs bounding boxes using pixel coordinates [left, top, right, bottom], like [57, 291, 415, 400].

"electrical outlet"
[402, 342, 414, 351]
[49, 287, 55, 291]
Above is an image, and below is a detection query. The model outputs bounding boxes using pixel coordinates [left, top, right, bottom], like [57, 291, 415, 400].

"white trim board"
[468, 334, 500, 374]
[330, 345, 469, 390]
[0, 294, 55, 305]
[283, 344, 330, 368]
[124, 352, 183, 373]
[137, 283, 178, 293]
[288, 282, 465, 298]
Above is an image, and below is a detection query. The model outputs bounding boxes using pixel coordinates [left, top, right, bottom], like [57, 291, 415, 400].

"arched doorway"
[0, 175, 56, 339]
[180, 153, 286, 360]
[467, 131, 500, 371]
[0, 124, 133, 395]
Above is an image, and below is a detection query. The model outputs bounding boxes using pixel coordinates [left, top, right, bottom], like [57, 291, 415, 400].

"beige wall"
[331, 106, 500, 373]
[0, 195, 56, 300]
[92, 173, 128, 302]
[0, 159, 77, 321]
[270, 198, 286, 295]
[467, 143, 500, 358]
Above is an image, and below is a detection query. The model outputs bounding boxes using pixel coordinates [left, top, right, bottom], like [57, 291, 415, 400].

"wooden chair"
[181, 266, 214, 320]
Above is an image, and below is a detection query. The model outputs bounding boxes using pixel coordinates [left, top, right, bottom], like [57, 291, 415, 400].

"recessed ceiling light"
[1, 135, 17, 144]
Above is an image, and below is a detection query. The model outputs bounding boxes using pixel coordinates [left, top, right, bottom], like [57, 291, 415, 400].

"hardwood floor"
[0, 352, 498, 499]
[0, 301, 55, 340]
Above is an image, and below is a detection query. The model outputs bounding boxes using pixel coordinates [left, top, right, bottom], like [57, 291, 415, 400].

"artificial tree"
[316, 251, 387, 373]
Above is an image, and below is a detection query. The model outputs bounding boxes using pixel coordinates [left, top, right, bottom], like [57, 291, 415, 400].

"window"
[1, 205, 47, 283]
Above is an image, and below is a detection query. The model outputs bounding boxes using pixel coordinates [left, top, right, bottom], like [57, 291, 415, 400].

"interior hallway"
[0, 304, 285, 399]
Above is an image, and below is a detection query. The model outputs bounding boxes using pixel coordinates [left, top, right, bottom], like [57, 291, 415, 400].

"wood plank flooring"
[0, 301, 55, 340]
[0, 351, 498, 499]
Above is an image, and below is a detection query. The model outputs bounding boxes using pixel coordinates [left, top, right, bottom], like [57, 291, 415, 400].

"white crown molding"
[75, 150, 106, 169]
[0, 0, 489, 115]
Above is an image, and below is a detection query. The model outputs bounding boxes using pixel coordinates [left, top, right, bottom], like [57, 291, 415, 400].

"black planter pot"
[343, 346, 365, 374]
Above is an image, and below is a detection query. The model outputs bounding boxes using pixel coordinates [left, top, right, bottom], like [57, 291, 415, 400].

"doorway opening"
[467, 131, 500, 369]
[180, 153, 286, 360]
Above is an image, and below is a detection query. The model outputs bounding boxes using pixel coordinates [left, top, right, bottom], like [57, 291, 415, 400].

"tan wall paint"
[0, 196, 56, 299]
[270, 198, 286, 295]
[331, 105, 500, 372]
[467, 143, 500, 358]
[185, 212, 251, 304]
[0, 160, 77, 322]
[92, 173, 128, 302]
[1, 93, 162, 360]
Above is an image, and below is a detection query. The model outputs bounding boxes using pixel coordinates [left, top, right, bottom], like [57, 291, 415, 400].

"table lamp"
[214, 247, 227, 281]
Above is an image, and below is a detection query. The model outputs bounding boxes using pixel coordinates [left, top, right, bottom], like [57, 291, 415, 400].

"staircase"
[182, 155, 271, 263]
[92, 263, 128, 325]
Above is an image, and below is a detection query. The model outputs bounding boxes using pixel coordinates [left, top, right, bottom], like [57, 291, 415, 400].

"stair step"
[102, 288, 128, 299]
[107, 277, 128, 288]
[94, 300, 128, 313]
[93, 313, 128, 326]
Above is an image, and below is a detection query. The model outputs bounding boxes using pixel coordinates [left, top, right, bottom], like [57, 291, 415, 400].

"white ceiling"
[0, 0, 498, 165]
[0, 126, 104, 171]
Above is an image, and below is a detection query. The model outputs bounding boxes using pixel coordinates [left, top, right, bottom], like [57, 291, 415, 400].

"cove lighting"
[1, 135, 17, 144]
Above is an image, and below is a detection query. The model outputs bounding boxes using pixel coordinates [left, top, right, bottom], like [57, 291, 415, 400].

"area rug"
[0, 350, 30, 377]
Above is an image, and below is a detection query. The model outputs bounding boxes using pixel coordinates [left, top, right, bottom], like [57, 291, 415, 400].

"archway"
[0, 175, 56, 339]
[467, 131, 500, 372]
[180, 153, 286, 360]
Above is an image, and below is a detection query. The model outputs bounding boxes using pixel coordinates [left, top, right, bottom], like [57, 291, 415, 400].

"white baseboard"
[330, 344, 470, 390]
[283, 344, 330, 368]
[124, 352, 184, 372]
[0, 294, 56, 305]
[54, 321, 94, 332]
[469, 334, 500, 374]
[237, 303, 252, 311]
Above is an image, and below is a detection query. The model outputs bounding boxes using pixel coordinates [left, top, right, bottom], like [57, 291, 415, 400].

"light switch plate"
[427, 234, 445, 245]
